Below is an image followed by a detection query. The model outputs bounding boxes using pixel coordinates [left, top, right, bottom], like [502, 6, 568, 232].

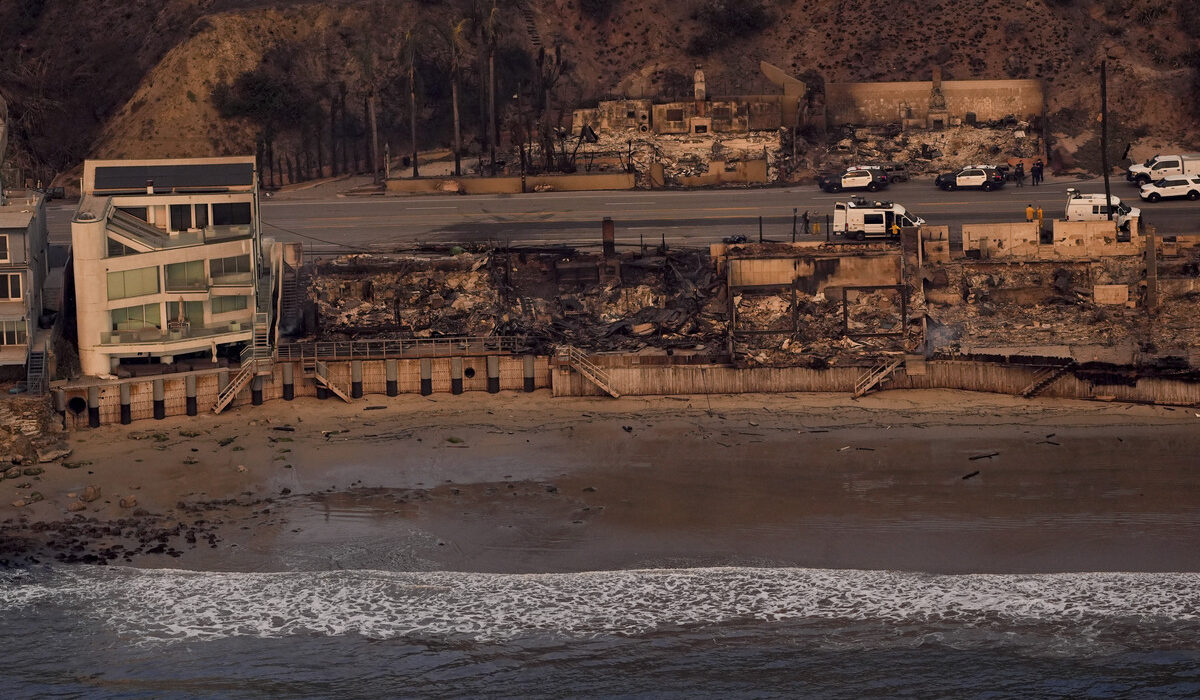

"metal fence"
[276, 335, 532, 361]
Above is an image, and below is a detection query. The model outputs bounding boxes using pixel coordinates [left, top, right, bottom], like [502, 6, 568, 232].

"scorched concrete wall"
[825, 79, 1043, 125]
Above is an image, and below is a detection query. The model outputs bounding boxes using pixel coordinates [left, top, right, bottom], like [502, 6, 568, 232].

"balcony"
[210, 271, 254, 287]
[99, 320, 251, 346]
[105, 205, 254, 254]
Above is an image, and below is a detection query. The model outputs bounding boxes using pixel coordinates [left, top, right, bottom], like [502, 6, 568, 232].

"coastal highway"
[46, 176, 1198, 251]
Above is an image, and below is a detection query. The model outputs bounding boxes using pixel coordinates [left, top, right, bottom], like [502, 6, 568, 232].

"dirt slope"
[0, 0, 1196, 183]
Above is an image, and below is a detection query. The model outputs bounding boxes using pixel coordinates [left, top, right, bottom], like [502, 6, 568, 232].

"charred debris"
[297, 227, 1200, 379]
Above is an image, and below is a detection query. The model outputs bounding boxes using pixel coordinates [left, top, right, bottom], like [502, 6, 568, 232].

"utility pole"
[1100, 59, 1112, 221]
[489, 45, 498, 175]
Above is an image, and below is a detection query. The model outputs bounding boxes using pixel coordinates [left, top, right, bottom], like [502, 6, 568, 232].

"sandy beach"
[3, 389, 1199, 574]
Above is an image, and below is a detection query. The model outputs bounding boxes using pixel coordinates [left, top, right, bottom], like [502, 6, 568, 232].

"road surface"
[45, 176, 1198, 252]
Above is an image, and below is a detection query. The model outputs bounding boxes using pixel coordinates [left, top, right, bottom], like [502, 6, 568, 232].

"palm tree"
[402, 30, 420, 178]
[435, 18, 471, 176]
[481, 3, 501, 174]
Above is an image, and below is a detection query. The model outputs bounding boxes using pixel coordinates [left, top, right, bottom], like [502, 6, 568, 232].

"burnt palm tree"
[401, 30, 420, 178]
[435, 18, 471, 176]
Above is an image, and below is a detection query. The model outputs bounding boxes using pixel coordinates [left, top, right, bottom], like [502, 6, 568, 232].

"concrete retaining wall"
[825, 79, 1044, 125]
[386, 173, 634, 195]
[57, 356, 552, 427]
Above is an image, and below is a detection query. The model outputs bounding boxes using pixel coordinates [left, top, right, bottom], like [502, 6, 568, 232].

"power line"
[259, 219, 373, 252]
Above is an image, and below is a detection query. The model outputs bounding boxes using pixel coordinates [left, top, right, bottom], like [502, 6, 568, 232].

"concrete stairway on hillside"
[518, 1, 542, 49]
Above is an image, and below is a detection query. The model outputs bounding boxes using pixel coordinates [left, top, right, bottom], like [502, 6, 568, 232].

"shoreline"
[4, 389, 1200, 575]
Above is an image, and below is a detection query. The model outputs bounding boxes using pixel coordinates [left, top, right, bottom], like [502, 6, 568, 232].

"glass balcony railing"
[164, 280, 208, 293]
[210, 271, 254, 286]
[99, 320, 251, 346]
[205, 224, 253, 242]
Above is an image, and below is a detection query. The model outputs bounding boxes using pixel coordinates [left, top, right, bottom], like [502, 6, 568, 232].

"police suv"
[817, 165, 889, 193]
[934, 165, 1006, 191]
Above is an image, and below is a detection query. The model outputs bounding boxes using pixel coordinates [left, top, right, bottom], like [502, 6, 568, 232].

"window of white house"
[111, 303, 161, 331]
[107, 266, 159, 300]
[166, 300, 204, 323]
[210, 254, 252, 283]
[164, 260, 206, 291]
[0, 234, 8, 263]
[211, 202, 252, 226]
[211, 295, 249, 314]
[0, 272, 21, 300]
[169, 204, 192, 232]
[0, 320, 27, 345]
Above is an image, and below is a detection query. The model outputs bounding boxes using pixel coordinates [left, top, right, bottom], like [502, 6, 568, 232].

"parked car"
[817, 166, 889, 193]
[934, 165, 1006, 191]
[1126, 154, 1200, 185]
[1139, 176, 1200, 202]
[877, 162, 909, 183]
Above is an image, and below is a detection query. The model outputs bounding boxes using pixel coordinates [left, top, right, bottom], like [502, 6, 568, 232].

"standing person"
[1036, 205, 1044, 228]
[1025, 204, 1035, 222]
[1014, 162, 1025, 187]
[802, 210, 810, 236]
[1033, 159, 1044, 186]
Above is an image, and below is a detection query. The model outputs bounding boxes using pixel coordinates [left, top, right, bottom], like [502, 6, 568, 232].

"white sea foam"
[0, 567, 1197, 643]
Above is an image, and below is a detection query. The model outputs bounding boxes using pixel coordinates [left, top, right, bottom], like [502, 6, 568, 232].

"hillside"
[0, 0, 1197, 186]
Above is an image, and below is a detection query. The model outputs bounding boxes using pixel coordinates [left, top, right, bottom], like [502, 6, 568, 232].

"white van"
[833, 198, 925, 240]
[1064, 189, 1140, 230]
[1126, 154, 1200, 185]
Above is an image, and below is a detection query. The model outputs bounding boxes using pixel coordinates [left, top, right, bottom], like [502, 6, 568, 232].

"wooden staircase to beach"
[561, 346, 620, 398]
[302, 357, 352, 403]
[212, 313, 274, 414]
[1020, 361, 1077, 399]
[853, 357, 904, 398]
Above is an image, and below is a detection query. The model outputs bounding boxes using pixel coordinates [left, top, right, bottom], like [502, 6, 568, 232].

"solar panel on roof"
[92, 163, 255, 191]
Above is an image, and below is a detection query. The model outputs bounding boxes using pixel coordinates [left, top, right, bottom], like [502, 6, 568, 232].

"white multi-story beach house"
[0, 189, 49, 377]
[70, 157, 267, 377]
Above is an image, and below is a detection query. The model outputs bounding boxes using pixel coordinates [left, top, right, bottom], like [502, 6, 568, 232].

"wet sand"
[3, 389, 1199, 574]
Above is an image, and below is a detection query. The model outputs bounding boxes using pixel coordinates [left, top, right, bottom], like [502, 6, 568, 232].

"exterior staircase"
[853, 357, 904, 398]
[212, 313, 274, 414]
[1020, 361, 1077, 398]
[518, 1, 542, 49]
[279, 263, 307, 335]
[561, 346, 620, 397]
[303, 357, 352, 402]
[25, 349, 47, 396]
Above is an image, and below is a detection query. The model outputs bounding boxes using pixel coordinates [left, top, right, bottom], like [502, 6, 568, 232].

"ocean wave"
[0, 567, 1197, 644]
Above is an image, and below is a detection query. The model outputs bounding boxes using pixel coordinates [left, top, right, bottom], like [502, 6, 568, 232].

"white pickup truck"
[1126, 154, 1200, 185]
